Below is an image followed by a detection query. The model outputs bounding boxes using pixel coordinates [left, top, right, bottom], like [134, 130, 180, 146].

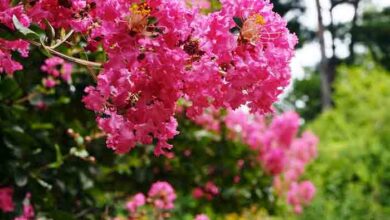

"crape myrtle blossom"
[0, 187, 34, 220]
[0, 187, 14, 213]
[82, 0, 297, 156]
[126, 193, 146, 213]
[122, 181, 176, 219]
[41, 57, 73, 88]
[185, 0, 210, 10]
[0, 0, 297, 156]
[192, 181, 220, 201]
[224, 110, 318, 213]
[287, 181, 316, 214]
[194, 214, 210, 220]
[25, 0, 94, 32]
[14, 193, 35, 220]
[148, 181, 176, 210]
[0, 0, 30, 75]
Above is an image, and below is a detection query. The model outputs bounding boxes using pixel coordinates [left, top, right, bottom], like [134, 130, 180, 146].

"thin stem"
[14, 92, 38, 104]
[86, 65, 98, 81]
[29, 40, 103, 68]
[50, 30, 74, 49]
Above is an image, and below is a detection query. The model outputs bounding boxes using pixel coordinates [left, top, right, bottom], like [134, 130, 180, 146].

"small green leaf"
[31, 123, 54, 130]
[233, 16, 243, 28]
[44, 19, 56, 45]
[48, 144, 63, 168]
[12, 15, 39, 39]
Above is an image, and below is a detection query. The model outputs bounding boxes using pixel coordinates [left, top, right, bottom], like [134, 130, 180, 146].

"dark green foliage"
[286, 73, 322, 122]
[355, 7, 390, 70]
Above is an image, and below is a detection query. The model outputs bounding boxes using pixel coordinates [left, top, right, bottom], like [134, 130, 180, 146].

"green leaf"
[44, 19, 56, 45]
[0, 77, 23, 100]
[12, 15, 40, 39]
[31, 123, 54, 130]
[48, 144, 63, 169]
[233, 16, 244, 28]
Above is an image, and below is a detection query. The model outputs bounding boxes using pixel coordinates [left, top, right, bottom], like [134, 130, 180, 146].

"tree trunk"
[348, 0, 360, 63]
[315, 0, 332, 110]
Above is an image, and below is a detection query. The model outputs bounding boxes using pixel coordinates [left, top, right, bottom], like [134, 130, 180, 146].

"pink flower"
[204, 181, 219, 196]
[193, 108, 220, 132]
[192, 187, 204, 199]
[261, 148, 286, 175]
[223, 110, 318, 213]
[126, 193, 145, 213]
[194, 214, 209, 220]
[26, 0, 93, 32]
[41, 57, 72, 83]
[266, 111, 300, 149]
[0, 1, 30, 30]
[83, 0, 297, 157]
[299, 181, 316, 205]
[0, 187, 14, 213]
[14, 193, 34, 220]
[287, 181, 316, 214]
[233, 175, 240, 183]
[0, 39, 29, 75]
[148, 181, 176, 210]
[42, 77, 57, 88]
[186, 0, 210, 9]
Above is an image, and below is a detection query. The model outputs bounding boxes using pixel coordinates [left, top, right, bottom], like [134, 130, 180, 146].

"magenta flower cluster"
[0, 187, 14, 213]
[126, 181, 176, 216]
[224, 110, 318, 213]
[0, 187, 35, 220]
[0, 0, 297, 157]
[80, 0, 297, 156]
[41, 57, 73, 88]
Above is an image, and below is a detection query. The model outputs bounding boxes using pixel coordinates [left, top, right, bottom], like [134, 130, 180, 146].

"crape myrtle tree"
[0, 0, 318, 219]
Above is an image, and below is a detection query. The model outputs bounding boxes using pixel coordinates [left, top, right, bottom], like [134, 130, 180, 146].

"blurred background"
[0, 0, 389, 219]
[277, 0, 390, 219]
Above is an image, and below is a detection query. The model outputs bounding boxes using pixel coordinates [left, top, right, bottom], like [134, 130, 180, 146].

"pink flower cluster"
[194, 214, 210, 220]
[0, 187, 34, 220]
[192, 181, 219, 200]
[286, 181, 316, 214]
[148, 181, 176, 210]
[185, 0, 210, 9]
[81, 0, 297, 156]
[41, 57, 73, 88]
[192, 107, 221, 132]
[0, 0, 30, 75]
[224, 110, 318, 213]
[126, 193, 146, 213]
[14, 193, 35, 220]
[25, 0, 95, 33]
[125, 181, 176, 218]
[0, 187, 14, 213]
[1, 0, 297, 157]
